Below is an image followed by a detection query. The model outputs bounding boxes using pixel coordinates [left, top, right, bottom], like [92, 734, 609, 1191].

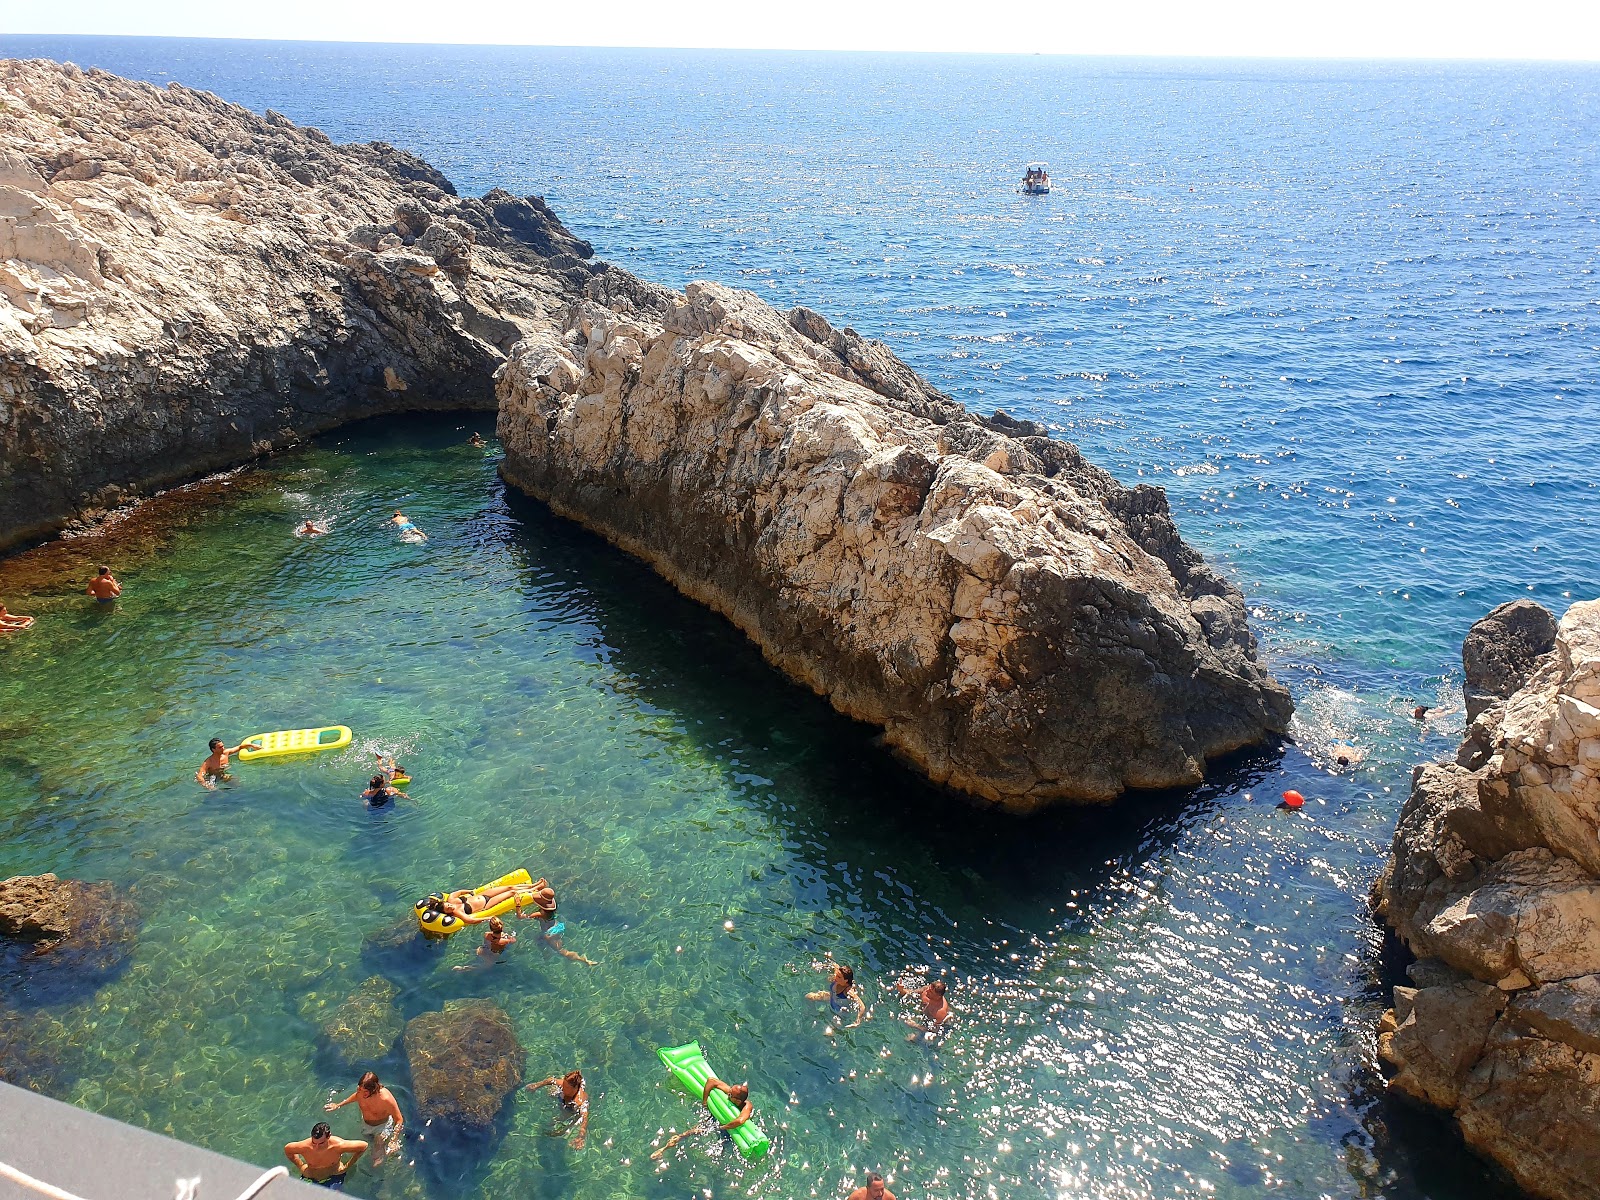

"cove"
[0, 414, 1513, 1199]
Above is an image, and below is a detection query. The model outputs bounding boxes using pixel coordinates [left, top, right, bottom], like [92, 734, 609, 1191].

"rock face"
[497, 282, 1292, 810]
[1373, 599, 1600, 1200]
[0, 58, 650, 550]
[403, 1000, 524, 1131]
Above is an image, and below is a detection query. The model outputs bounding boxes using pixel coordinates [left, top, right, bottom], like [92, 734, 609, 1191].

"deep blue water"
[3, 34, 1598, 1200]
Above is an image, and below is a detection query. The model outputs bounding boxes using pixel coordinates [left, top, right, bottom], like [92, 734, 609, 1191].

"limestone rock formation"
[402, 999, 524, 1130]
[497, 281, 1291, 811]
[0, 58, 639, 550]
[1373, 599, 1600, 1200]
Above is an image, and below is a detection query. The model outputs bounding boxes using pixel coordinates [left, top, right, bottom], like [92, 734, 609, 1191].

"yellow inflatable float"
[415, 869, 538, 937]
[237, 725, 351, 761]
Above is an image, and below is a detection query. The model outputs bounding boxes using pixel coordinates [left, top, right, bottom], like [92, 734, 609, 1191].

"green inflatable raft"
[656, 1040, 770, 1161]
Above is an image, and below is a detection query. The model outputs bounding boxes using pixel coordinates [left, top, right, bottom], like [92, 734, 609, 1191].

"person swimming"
[0, 603, 34, 631]
[297, 519, 328, 538]
[196, 736, 262, 790]
[526, 1068, 589, 1148]
[806, 957, 865, 1028]
[526, 881, 596, 965]
[391, 510, 427, 541]
[361, 774, 407, 808]
[468, 432, 486, 448]
[651, 1076, 752, 1159]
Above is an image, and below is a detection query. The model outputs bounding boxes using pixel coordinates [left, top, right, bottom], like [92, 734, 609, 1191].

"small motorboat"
[1020, 162, 1051, 194]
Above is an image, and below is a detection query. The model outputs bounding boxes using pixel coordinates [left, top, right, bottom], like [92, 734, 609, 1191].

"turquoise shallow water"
[0, 36, 1597, 1200]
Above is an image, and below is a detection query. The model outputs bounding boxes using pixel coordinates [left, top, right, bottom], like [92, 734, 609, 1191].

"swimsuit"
[829, 986, 851, 1014]
[308, 1172, 346, 1190]
[396, 521, 416, 532]
[93, 596, 116, 603]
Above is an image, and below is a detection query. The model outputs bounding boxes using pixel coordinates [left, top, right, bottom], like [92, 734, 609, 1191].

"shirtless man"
[468, 432, 486, 448]
[284, 1122, 366, 1189]
[848, 1172, 897, 1200]
[196, 737, 262, 789]
[325, 1072, 403, 1165]
[85, 566, 121, 602]
[897, 978, 950, 1035]
[526, 1068, 589, 1148]
[391, 510, 427, 541]
[298, 520, 328, 538]
[651, 1075, 752, 1158]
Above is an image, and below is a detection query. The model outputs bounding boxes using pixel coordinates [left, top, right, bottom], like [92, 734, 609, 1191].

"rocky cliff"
[1373, 599, 1600, 1200]
[497, 282, 1293, 811]
[0, 57, 654, 549]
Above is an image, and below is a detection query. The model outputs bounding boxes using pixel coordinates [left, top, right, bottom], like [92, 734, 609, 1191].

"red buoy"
[1282, 790, 1305, 809]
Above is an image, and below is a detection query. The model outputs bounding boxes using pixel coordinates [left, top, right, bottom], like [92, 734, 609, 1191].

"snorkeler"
[806, 956, 865, 1028]
[324, 1071, 403, 1166]
[651, 1076, 752, 1159]
[524, 880, 596, 965]
[525, 1068, 590, 1149]
[361, 774, 408, 807]
[284, 1123, 366, 1189]
[85, 565, 122, 602]
[391, 510, 427, 541]
[196, 736, 262, 789]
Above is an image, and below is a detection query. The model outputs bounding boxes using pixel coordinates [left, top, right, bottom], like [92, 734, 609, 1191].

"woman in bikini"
[524, 881, 596, 965]
[425, 884, 540, 925]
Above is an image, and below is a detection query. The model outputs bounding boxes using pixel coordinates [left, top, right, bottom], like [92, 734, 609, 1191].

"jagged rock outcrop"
[0, 58, 649, 550]
[496, 282, 1292, 811]
[1374, 599, 1600, 1200]
[0, 872, 139, 987]
[403, 1000, 524, 1131]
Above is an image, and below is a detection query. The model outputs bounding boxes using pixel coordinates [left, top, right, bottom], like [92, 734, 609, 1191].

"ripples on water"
[1, 35, 1597, 1200]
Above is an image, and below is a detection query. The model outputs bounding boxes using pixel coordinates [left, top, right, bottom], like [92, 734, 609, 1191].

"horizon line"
[3, 31, 1599, 66]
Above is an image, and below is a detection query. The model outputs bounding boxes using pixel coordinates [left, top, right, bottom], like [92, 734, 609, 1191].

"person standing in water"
[84, 565, 121, 602]
[806, 956, 866, 1028]
[454, 916, 515, 970]
[391, 510, 426, 541]
[897, 978, 950, 1036]
[324, 1072, 403, 1166]
[284, 1122, 366, 1189]
[196, 737, 262, 789]
[525, 1068, 590, 1148]
[651, 1076, 752, 1158]
[847, 1173, 897, 1200]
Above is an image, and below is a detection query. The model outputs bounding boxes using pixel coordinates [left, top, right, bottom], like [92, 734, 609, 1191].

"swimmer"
[651, 1076, 751, 1158]
[0, 603, 34, 631]
[324, 1071, 403, 1166]
[896, 978, 950, 1037]
[848, 1173, 898, 1200]
[284, 1122, 366, 1189]
[806, 956, 865, 1028]
[362, 774, 408, 808]
[454, 916, 515, 970]
[525, 1068, 589, 1148]
[390, 510, 427, 541]
[84, 566, 121, 602]
[372, 752, 399, 783]
[298, 519, 329, 538]
[1413, 705, 1430, 721]
[468, 432, 486, 448]
[196, 736, 262, 790]
[523, 880, 596, 965]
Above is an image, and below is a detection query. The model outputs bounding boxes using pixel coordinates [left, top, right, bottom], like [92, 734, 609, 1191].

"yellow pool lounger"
[236, 725, 352, 761]
[415, 869, 537, 937]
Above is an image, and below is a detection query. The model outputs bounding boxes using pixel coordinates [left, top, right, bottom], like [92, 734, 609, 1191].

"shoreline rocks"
[1373, 599, 1600, 1200]
[497, 282, 1292, 811]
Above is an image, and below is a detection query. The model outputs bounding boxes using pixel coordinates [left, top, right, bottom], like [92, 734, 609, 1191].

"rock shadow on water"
[0, 873, 141, 1009]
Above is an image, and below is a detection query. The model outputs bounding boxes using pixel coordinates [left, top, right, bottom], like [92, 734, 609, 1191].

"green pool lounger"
[656, 1040, 770, 1161]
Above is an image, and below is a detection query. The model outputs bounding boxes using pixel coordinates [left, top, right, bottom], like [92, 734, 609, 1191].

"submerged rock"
[403, 999, 524, 1130]
[498, 282, 1291, 811]
[1374, 598, 1600, 1200]
[301, 975, 404, 1065]
[0, 872, 139, 982]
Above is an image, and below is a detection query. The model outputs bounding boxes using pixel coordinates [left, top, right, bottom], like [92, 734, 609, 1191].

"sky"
[5, 0, 1599, 61]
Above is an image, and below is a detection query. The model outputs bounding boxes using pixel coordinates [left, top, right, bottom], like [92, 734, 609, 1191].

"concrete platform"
[0, 1082, 326, 1199]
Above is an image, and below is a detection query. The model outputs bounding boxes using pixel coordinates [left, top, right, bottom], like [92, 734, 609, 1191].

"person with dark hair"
[848, 1173, 897, 1200]
[0, 603, 34, 631]
[85, 565, 121, 602]
[285, 1122, 367, 1188]
[806, 956, 865, 1028]
[897, 978, 950, 1035]
[391, 510, 427, 541]
[361, 774, 407, 808]
[526, 1068, 590, 1148]
[325, 1072, 403, 1166]
[195, 736, 261, 789]
[651, 1075, 752, 1158]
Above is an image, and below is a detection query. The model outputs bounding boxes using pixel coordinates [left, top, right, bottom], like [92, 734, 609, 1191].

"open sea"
[1, 36, 1598, 1200]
